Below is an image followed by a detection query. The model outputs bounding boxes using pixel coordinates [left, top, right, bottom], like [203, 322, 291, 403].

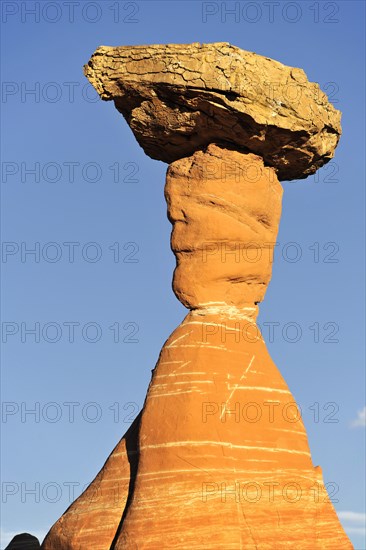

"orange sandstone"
[42, 43, 351, 549]
[165, 145, 282, 309]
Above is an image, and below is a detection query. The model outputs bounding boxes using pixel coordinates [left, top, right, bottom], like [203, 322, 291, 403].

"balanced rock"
[41, 43, 351, 549]
[84, 42, 341, 180]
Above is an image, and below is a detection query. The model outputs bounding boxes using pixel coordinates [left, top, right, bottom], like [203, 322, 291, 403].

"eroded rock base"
[42, 148, 352, 549]
[42, 312, 352, 549]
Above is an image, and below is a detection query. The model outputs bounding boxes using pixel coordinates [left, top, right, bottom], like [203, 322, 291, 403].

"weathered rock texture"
[84, 42, 341, 181]
[42, 418, 139, 549]
[166, 145, 282, 308]
[42, 43, 351, 549]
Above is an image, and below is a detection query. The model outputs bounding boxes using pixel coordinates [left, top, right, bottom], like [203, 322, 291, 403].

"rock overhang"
[84, 42, 341, 181]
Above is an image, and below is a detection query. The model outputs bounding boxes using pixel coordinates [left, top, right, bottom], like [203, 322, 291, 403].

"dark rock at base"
[5, 533, 40, 549]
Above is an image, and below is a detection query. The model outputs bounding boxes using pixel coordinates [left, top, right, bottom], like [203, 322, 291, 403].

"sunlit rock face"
[84, 42, 341, 181]
[165, 144, 282, 309]
[41, 43, 352, 550]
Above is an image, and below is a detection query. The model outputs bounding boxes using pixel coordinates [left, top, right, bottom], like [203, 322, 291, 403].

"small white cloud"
[351, 406, 366, 428]
[346, 527, 366, 535]
[338, 511, 366, 541]
[338, 511, 366, 524]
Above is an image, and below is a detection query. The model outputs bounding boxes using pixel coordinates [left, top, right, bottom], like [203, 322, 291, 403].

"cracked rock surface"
[84, 42, 341, 180]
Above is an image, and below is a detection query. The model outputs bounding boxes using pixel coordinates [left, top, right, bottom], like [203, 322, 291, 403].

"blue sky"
[1, 0, 365, 548]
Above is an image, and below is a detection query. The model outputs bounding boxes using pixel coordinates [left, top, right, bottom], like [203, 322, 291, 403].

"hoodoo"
[42, 43, 351, 549]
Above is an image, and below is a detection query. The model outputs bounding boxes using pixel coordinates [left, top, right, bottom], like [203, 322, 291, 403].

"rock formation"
[41, 43, 351, 549]
[5, 533, 41, 549]
[83, 42, 341, 181]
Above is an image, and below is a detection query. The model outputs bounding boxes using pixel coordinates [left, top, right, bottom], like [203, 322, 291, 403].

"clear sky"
[1, 0, 365, 548]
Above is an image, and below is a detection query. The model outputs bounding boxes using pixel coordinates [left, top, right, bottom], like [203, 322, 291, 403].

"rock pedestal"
[41, 43, 352, 549]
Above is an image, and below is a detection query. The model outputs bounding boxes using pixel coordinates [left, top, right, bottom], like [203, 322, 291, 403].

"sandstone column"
[42, 43, 352, 549]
